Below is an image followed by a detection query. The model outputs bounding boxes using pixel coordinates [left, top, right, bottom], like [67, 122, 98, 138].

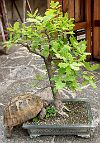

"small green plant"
[45, 106, 56, 119]
[32, 116, 40, 123]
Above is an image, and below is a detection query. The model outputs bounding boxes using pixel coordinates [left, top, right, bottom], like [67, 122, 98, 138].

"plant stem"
[44, 57, 62, 110]
[44, 57, 55, 96]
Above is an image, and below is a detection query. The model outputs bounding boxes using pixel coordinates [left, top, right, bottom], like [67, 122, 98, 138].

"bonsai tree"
[4, 1, 98, 116]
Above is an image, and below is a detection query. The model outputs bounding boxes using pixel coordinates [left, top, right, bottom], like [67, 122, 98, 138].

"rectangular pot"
[22, 98, 94, 138]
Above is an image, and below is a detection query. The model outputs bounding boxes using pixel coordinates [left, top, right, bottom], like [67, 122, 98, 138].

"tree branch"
[45, 30, 50, 44]
[17, 42, 45, 58]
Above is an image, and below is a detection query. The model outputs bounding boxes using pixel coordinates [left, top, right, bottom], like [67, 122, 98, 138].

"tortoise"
[3, 94, 48, 138]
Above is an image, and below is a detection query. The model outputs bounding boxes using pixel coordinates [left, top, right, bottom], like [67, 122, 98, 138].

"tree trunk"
[44, 58, 63, 110]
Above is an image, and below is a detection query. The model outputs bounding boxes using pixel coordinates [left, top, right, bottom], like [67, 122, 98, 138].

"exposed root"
[63, 104, 71, 112]
[57, 110, 69, 117]
[56, 103, 70, 117]
[54, 99, 70, 117]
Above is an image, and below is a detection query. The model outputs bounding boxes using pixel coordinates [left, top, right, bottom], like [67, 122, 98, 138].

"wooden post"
[85, 0, 92, 59]
[68, 0, 75, 18]
[23, 0, 26, 23]
[47, 0, 51, 8]
[75, 0, 81, 22]
[92, 0, 100, 59]
[13, 0, 23, 22]
[0, 16, 6, 42]
[11, 0, 14, 24]
[26, 0, 32, 13]
[0, 16, 6, 53]
[1, 0, 9, 28]
[62, 0, 68, 13]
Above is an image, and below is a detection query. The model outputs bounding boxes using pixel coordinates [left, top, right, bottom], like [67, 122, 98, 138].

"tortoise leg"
[39, 108, 46, 119]
[5, 126, 13, 138]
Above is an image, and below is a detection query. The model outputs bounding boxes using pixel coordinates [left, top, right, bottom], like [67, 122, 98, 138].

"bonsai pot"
[22, 98, 94, 138]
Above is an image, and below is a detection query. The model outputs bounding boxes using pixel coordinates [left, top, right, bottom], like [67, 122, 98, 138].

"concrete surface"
[0, 46, 100, 143]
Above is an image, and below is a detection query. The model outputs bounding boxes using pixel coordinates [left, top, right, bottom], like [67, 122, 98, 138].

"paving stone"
[0, 56, 32, 67]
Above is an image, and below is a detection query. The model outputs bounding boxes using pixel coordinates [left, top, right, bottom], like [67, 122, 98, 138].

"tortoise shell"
[3, 94, 43, 128]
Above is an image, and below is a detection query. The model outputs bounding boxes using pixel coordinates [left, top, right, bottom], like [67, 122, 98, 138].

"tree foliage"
[5, 1, 98, 94]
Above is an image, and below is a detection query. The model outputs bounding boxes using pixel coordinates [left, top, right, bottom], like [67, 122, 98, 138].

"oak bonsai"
[5, 1, 98, 116]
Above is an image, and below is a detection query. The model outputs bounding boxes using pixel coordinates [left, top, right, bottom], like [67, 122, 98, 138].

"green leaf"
[82, 74, 96, 88]
[14, 22, 20, 30]
[27, 18, 42, 25]
[79, 55, 86, 61]
[7, 27, 13, 32]
[90, 64, 99, 71]
[51, 76, 66, 90]
[70, 36, 78, 48]
[84, 62, 99, 71]
[59, 45, 70, 57]
[64, 75, 76, 82]
[45, 106, 56, 119]
[50, 1, 60, 9]
[89, 80, 96, 88]
[55, 53, 62, 59]
[65, 66, 72, 75]
[41, 45, 49, 57]
[58, 68, 66, 75]
[82, 80, 88, 86]
[55, 80, 66, 90]
[58, 62, 69, 68]
[43, 14, 54, 22]
[33, 117, 40, 122]
[33, 9, 38, 17]
[70, 62, 82, 71]
[83, 74, 90, 80]
[78, 40, 86, 53]
[27, 9, 38, 18]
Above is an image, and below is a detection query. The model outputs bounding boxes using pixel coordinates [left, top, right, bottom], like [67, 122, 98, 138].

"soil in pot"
[28, 101, 91, 126]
